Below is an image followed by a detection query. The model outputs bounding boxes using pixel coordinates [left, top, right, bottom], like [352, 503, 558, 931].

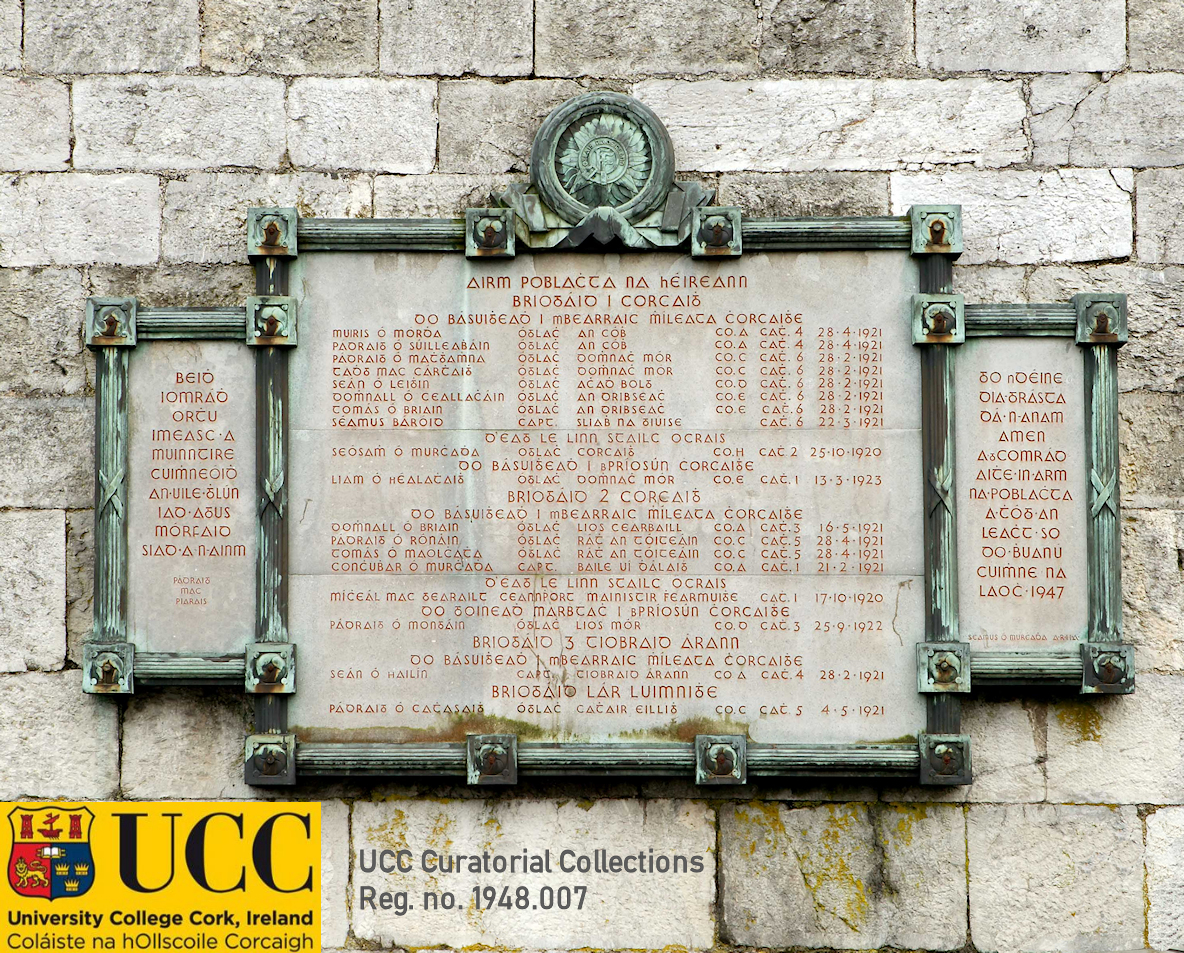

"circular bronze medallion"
[530, 92, 675, 225]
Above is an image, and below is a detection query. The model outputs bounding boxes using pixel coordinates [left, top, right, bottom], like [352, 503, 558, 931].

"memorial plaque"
[81, 91, 1134, 786]
[955, 338, 1088, 650]
[126, 342, 257, 653]
[286, 250, 925, 743]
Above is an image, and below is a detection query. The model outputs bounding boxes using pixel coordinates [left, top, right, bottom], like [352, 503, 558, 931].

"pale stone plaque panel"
[126, 341, 256, 653]
[955, 338, 1088, 649]
[287, 251, 924, 743]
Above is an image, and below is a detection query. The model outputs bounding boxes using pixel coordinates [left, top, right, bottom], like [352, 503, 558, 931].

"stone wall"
[1, 0, 1182, 950]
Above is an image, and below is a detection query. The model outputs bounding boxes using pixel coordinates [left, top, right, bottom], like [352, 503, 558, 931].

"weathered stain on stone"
[797, 805, 872, 931]
[1055, 700, 1102, 743]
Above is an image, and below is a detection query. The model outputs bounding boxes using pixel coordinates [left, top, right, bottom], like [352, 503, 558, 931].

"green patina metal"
[81, 93, 1136, 789]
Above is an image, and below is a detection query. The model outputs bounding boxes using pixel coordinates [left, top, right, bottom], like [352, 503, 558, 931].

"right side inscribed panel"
[956, 338, 1088, 649]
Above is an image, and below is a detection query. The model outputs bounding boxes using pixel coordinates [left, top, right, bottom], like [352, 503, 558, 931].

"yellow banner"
[1, 802, 320, 953]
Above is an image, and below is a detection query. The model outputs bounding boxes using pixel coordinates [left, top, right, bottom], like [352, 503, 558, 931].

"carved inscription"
[956, 338, 1088, 647]
[287, 252, 925, 743]
[126, 342, 256, 652]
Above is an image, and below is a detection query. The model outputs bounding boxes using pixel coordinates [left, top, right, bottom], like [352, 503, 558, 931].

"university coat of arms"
[7, 806, 95, 899]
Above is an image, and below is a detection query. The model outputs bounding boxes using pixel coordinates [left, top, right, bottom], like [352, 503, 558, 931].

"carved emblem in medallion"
[530, 92, 675, 226]
[556, 114, 651, 209]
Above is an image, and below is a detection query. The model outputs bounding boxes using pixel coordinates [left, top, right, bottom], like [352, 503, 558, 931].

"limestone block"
[1120, 392, 1184, 502]
[287, 78, 435, 173]
[74, 77, 285, 172]
[633, 79, 1027, 171]
[24, 0, 198, 73]
[0, 268, 88, 395]
[87, 264, 255, 307]
[0, 398, 93, 508]
[1135, 169, 1184, 264]
[352, 799, 715, 949]
[320, 801, 349, 948]
[1121, 509, 1184, 672]
[374, 173, 528, 217]
[716, 172, 888, 217]
[382, 0, 531, 76]
[121, 690, 254, 798]
[968, 804, 1143, 953]
[759, 0, 912, 73]
[720, 802, 966, 949]
[0, 510, 65, 672]
[536, 0, 757, 76]
[948, 265, 1028, 303]
[163, 173, 372, 263]
[1130, 0, 1184, 70]
[896, 698, 1046, 804]
[0, 174, 160, 266]
[66, 509, 93, 666]
[203, 0, 377, 75]
[438, 80, 583, 174]
[917, 0, 1124, 72]
[0, 0, 19, 70]
[1147, 807, 1184, 950]
[0, 79, 70, 171]
[1026, 263, 1184, 394]
[890, 169, 1132, 265]
[1045, 675, 1184, 803]
[1032, 72, 1184, 168]
[962, 699, 1045, 802]
[0, 671, 119, 798]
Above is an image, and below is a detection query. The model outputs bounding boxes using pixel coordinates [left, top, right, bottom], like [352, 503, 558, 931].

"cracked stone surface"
[1032, 73, 1184, 167]
[891, 169, 1132, 265]
[0, 0, 19, 69]
[894, 698, 1046, 804]
[720, 802, 966, 948]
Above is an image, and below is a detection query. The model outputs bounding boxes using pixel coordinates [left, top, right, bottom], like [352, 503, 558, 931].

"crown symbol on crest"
[54, 863, 69, 876]
[74, 863, 89, 876]
[63, 880, 79, 892]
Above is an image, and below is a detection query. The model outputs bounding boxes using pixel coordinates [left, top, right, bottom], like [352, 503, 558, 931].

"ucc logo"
[7, 806, 96, 900]
[6, 806, 315, 901]
[112, 811, 314, 894]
